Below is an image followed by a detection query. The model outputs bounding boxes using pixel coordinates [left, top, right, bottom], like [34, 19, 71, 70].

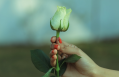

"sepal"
[58, 20, 63, 31]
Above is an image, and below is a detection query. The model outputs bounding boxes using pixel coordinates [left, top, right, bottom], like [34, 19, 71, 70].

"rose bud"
[50, 6, 72, 32]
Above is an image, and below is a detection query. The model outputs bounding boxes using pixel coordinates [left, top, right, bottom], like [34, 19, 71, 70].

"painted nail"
[54, 45, 58, 49]
[52, 50, 54, 53]
[52, 55, 54, 59]
[58, 37, 62, 44]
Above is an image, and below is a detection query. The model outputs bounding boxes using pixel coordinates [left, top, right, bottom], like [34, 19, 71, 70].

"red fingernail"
[52, 50, 54, 53]
[54, 45, 58, 49]
[58, 37, 62, 44]
[52, 55, 54, 59]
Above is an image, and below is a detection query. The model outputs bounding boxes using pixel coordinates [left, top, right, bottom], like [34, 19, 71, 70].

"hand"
[50, 36, 99, 77]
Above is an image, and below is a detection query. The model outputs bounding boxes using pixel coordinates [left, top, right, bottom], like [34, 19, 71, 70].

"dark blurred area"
[1, 40, 119, 77]
[0, 0, 119, 77]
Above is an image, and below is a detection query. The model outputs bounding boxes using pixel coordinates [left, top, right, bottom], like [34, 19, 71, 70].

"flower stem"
[56, 31, 60, 77]
[56, 31, 60, 38]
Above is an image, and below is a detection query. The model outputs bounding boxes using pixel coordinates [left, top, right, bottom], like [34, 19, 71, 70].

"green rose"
[50, 6, 72, 31]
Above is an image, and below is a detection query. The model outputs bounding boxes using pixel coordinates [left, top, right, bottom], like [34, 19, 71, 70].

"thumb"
[56, 37, 62, 44]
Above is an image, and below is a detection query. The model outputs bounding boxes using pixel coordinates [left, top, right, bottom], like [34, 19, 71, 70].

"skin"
[50, 36, 119, 77]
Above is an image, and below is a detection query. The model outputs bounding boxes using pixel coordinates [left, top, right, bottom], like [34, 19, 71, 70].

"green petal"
[63, 8, 72, 31]
[51, 6, 66, 30]
[50, 19, 55, 30]
[63, 21, 69, 32]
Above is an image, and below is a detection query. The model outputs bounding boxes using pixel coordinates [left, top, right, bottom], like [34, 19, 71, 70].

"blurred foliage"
[0, 40, 119, 77]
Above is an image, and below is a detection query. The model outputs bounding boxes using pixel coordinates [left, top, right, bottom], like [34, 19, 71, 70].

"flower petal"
[51, 6, 66, 30]
[63, 8, 72, 31]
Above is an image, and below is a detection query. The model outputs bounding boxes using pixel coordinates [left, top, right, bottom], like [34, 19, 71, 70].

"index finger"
[50, 36, 56, 43]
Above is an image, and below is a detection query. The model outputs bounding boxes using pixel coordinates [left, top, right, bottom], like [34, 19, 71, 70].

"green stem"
[56, 31, 60, 77]
[56, 31, 60, 38]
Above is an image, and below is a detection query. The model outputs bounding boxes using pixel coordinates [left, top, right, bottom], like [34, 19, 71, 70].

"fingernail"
[58, 37, 62, 44]
[52, 50, 54, 53]
[54, 45, 58, 49]
[52, 55, 54, 59]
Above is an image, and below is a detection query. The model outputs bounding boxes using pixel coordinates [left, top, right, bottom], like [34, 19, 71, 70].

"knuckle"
[60, 46, 67, 53]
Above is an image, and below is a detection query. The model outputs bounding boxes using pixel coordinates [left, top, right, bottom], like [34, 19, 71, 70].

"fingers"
[50, 36, 81, 67]
[50, 49, 62, 67]
[50, 45, 80, 67]
[50, 55, 57, 67]
[49, 50, 62, 60]
[50, 36, 80, 55]
[51, 36, 62, 44]
[50, 43, 60, 50]
[50, 38, 80, 55]
[50, 36, 56, 43]
[50, 44, 63, 55]
[50, 49, 57, 57]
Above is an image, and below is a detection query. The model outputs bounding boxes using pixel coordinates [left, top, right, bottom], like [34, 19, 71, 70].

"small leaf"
[65, 54, 81, 63]
[59, 62, 67, 76]
[57, 55, 81, 76]
[31, 49, 52, 73]
[42, 67, 54, 77]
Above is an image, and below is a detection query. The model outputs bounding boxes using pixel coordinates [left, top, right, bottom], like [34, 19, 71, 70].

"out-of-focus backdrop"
[0, 0, 119, 77]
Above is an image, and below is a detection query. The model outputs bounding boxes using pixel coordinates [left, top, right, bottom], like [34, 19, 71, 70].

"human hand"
[50, 36, 100, 77]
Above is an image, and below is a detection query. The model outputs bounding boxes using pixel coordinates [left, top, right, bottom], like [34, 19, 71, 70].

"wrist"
[91, 66, 104, 77]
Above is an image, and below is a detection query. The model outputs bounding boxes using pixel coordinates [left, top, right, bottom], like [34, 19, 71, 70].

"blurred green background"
[0, 0, 119, 77]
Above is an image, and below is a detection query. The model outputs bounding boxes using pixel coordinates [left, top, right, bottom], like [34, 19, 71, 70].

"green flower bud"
[50, 6, 72, 31]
